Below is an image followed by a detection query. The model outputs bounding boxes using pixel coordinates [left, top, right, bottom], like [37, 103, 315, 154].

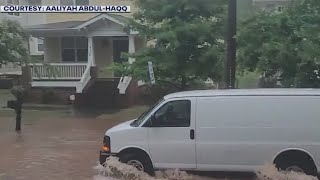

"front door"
[113, 38, 129, 63]
[144, 98, 196, 170]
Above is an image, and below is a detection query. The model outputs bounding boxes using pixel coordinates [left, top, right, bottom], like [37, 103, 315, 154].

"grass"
[96, 106, 148, 120]
[0, 109, 70, 118]
[0, 89, 69, 119]
[0, 89, 11, 96]
[0, 89, 71, 118]
[0, 89, 14, 108]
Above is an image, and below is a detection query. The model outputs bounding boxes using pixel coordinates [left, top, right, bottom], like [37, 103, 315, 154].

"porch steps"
[74, 78, 121, 108]
[81, 76, 96, 93]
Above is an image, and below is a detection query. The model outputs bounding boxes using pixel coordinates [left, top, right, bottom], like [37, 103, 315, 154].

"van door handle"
[190, 129, 195, 140]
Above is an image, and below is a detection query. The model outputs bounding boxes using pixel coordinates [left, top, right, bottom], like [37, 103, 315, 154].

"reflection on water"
[22, 106, 122, 119]
[70, 107, 122, 118]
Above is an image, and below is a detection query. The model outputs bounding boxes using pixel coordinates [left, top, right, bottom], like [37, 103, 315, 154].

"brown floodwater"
[0, 109, 124, 180]
[0, 109, 315, 180]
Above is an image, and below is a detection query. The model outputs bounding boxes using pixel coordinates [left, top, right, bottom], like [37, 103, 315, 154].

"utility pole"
[225, 0, 237, 89]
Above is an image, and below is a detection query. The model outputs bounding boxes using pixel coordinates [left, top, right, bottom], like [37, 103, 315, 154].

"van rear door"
[143, 98, 196, 169]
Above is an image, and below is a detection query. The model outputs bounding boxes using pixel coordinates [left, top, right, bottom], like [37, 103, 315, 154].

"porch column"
[128, 35, 135, 64]
[43, 38, 48, 62]
[88, 36, 95, 66]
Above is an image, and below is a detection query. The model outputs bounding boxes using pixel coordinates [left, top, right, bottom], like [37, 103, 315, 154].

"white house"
[25, 13, 144, 97]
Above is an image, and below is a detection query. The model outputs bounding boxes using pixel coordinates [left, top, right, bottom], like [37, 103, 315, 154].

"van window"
[148, 100, 191, 127]
[130, 98, 164, 127]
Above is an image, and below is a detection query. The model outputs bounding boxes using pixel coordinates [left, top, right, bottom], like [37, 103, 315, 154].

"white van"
[99, 89, 320, 176]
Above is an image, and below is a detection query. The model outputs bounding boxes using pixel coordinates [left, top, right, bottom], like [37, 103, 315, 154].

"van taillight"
[102, 136, 110, 152]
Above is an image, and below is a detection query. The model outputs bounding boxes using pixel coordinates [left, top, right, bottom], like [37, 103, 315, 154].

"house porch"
[24, 14, 144, 95]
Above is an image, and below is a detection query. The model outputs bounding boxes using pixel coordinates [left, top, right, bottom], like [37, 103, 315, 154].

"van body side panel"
[147, 97, 197, 169]
[195, 96, 320, 172]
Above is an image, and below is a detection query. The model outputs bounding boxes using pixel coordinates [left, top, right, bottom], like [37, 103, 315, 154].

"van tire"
[274, 152, 317, 176]
[119, 153, 154, 176]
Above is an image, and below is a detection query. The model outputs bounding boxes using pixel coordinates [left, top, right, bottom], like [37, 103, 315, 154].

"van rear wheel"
[119, 153, 154, 176]
[275, 153, 317, 176]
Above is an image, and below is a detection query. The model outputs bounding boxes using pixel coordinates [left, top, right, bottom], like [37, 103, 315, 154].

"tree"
[0, 20, 29, 66]
[111, 0, 227, 90]
[237, 0, 320, 88]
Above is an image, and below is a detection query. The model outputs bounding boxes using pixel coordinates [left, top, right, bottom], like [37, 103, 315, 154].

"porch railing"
[76, 65, 92, 93]
[30, 63, 87, 80]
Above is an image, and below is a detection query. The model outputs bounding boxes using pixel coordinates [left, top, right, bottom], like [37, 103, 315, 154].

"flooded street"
[0, 108, 137, 180]
[0, 108, 314, 180]
[0, 107, 253, 180]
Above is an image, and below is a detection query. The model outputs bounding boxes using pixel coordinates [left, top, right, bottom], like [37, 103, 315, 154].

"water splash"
[93, 156, 193, 180]
[94, 157, 318, 180]
[256, 163, 317, 180]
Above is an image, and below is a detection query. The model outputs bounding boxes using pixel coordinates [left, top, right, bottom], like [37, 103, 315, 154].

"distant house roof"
[106, 13, 130, 24]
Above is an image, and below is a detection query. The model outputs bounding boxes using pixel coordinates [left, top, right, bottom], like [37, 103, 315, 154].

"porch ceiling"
[24, 13, 137, 37]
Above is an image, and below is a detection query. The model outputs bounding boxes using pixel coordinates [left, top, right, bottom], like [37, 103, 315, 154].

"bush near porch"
[23, 88, 74, 105]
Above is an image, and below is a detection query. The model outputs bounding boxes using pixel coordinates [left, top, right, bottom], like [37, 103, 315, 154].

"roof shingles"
[24, 13, 130, 30]
[25, 21, 84, 30]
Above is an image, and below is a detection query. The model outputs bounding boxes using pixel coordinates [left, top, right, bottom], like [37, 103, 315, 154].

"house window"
[28, 0, 41, 5]
[75, 0, 89, 5]
[37, 38, 44, 52]
[60, 0, 89, 5]
[62, 37, 88, 62]
[7, 0, 20, 16]
[277, 6, 285, 12]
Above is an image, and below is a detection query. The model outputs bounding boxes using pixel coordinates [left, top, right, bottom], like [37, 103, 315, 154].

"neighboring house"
[237, 0, 290, 20]
[0, 0, 45, 76]
[22, 0, 144, 107]
[0, 0, 46, 56]
[237, 0, 254, 19]
[236, 0, 290, 89]
[253, 0, 289, 12]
